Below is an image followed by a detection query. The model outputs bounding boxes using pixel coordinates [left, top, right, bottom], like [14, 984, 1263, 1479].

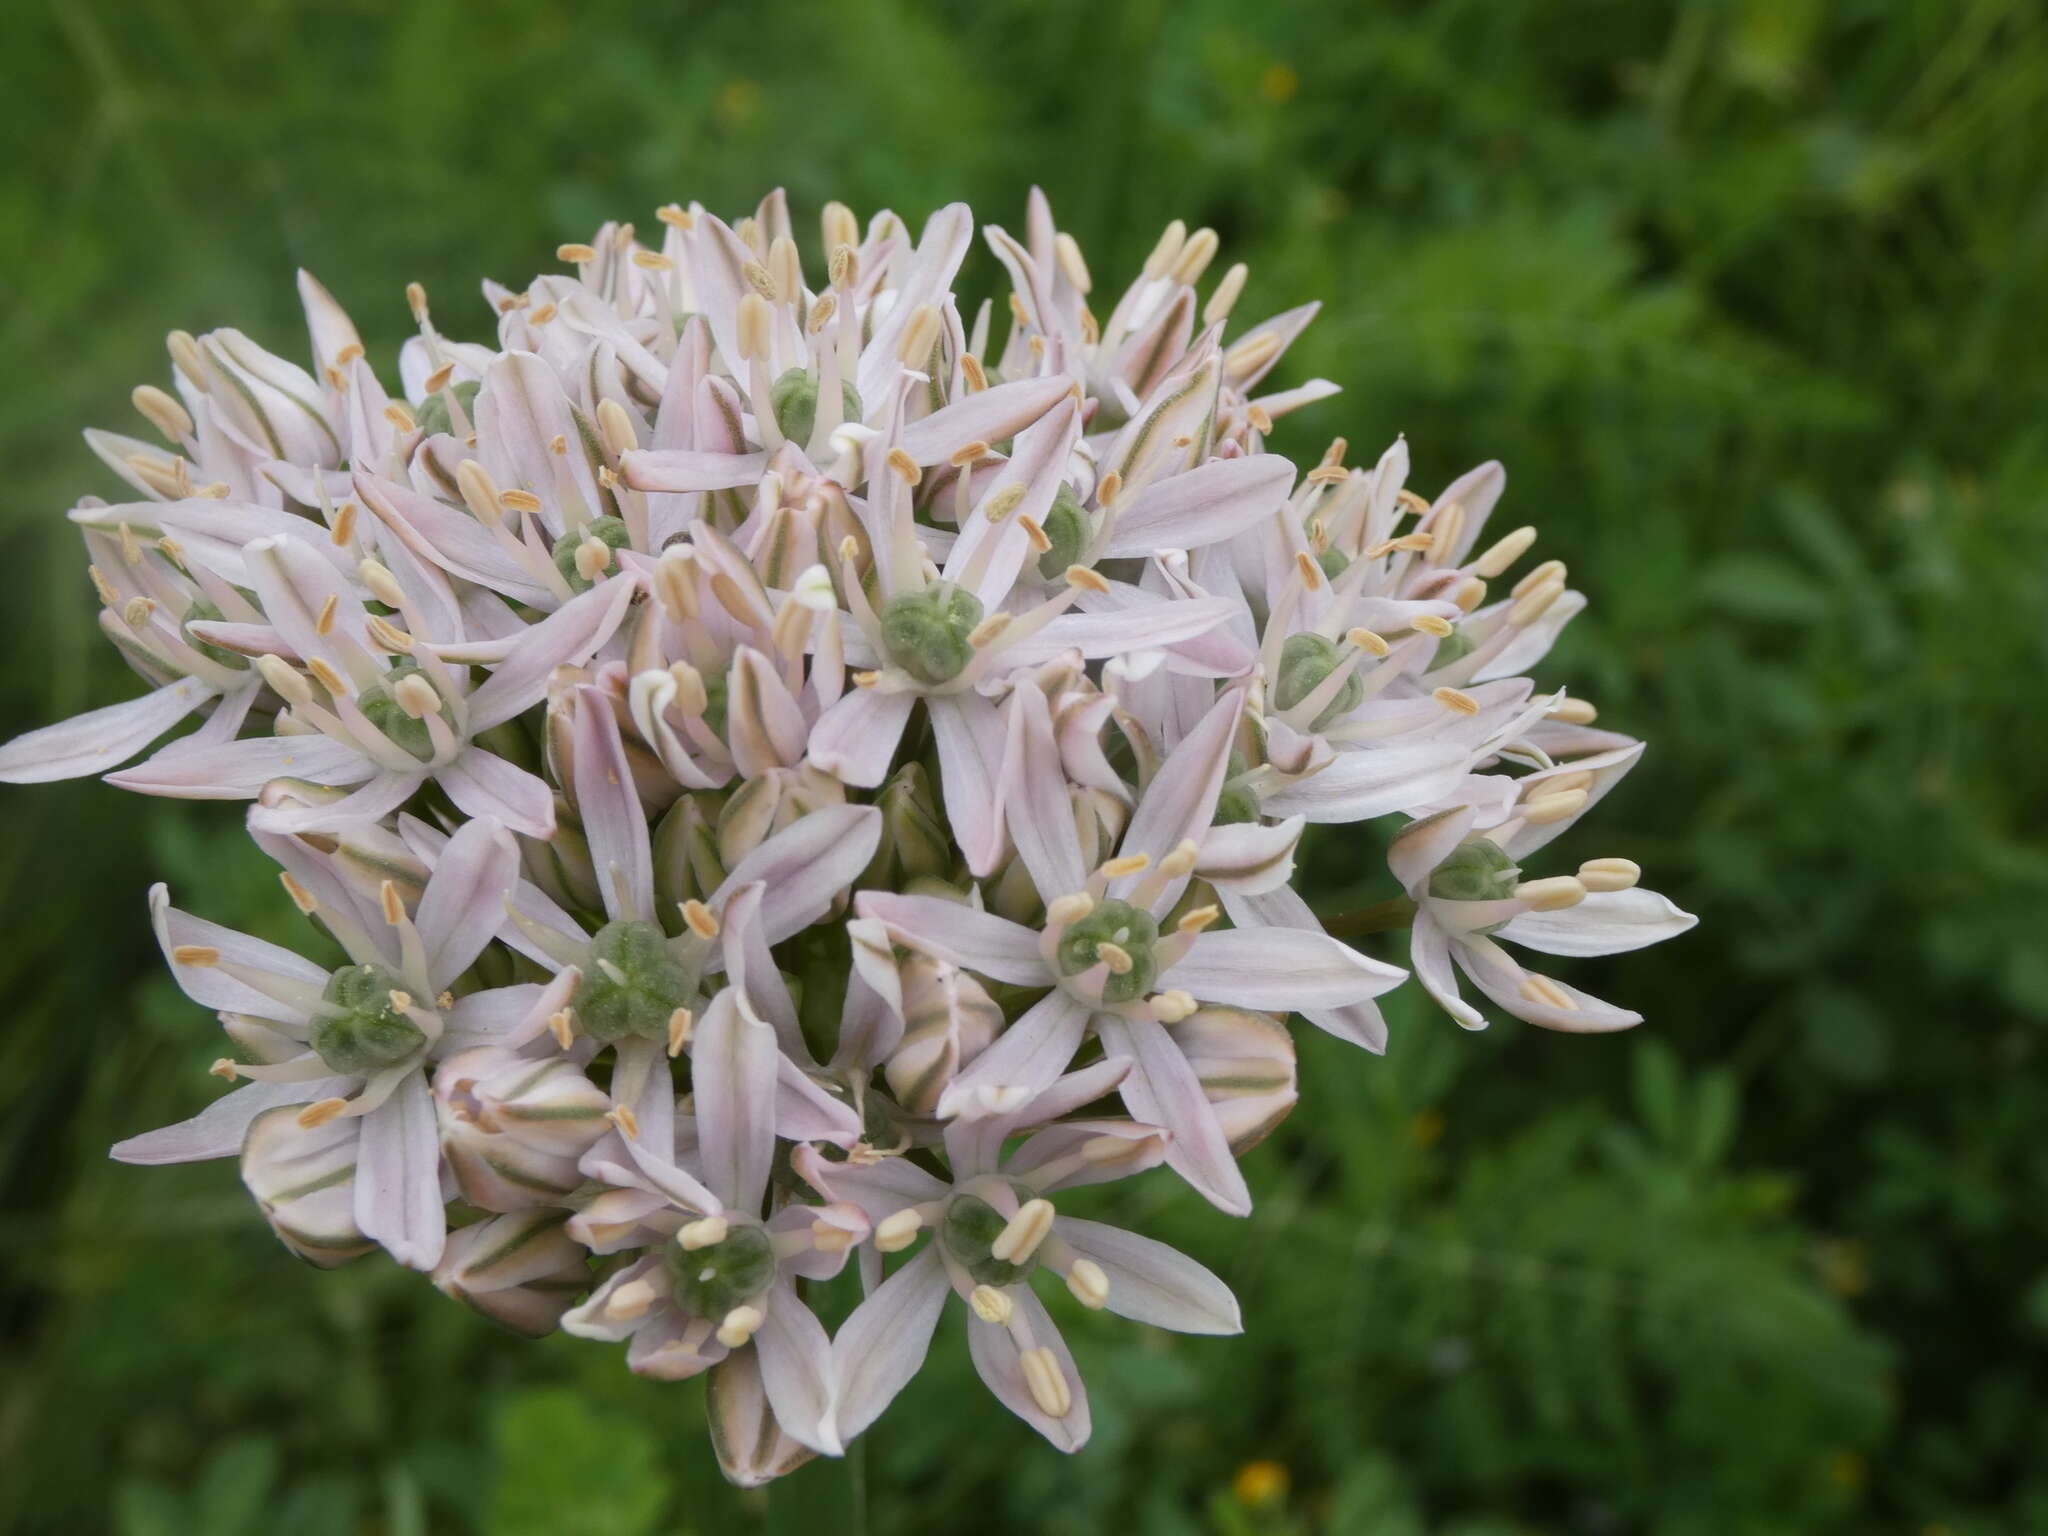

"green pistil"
[941, 1194, 1035, 1287]
[573, 920, 695, 1043]
[1274, 631, 1363, 730]
[667, 1222, 776, 1317]
[879, 581, 983, 686]
[552, 515, 633, 594]
[1055, 897, 1159, 1005]
[310, 963, 426, 1074]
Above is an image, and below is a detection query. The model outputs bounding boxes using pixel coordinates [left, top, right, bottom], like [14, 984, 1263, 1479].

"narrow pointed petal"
[111, 1077, 350, 1165]
[415, 816, 518, 989]
[966, 1285, 1091, 1452]
[929, 695, 1008, 878]
[109, 735, 373, 799]
[440, 747, 556, 839]
[999, 682, 1088, 900]
[1114, 686, 1243, 899]
[829, 1247, 952, 1444]
[247, 767, 425, 832]
[806, 685, 915, 790]
[693, 990, 778, 1211]
[1497, 887, 1698, 958]
[898, 375, 1071, 466]
[753, 1283, 842, 1456]
[934, 989, 1091, 1121]
[1162, 927, 1404, 1010]
[1096, 454, 1297, 559]
[464, 576, 640, 731]
[853, 892, 1047, 987]
[354, 1072, 446, 1270]
[1054, 1217, 1242, 1334]
[714, 805, 882, 945]
[0, 678, 219, 783]
[1097, 1015, 1251, 1216]
[570, 685, 652, 922]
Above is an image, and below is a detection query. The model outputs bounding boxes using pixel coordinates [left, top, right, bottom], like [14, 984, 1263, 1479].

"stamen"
[1017, 514, 1052, 554]
[1020, 1347, 1072, 1417]
[209, 1058, 240, 1081]
[606, 1105, 641, 1140]
[297, 1097, 350, 1129]
[886, 448, 922, 486]
[557, 242, 598, 263]
[305, 657, 350, 698]
[1064, 565, 1109, 593]
[1098, 853, 1150, 880]
[131, 385, 193, 443]
[716, 1305, 764, 1349]
[1514, 876, 1587, 912]
[1547, 697, 1598, 725]
[604, 1278, 657, 1321]
[1176, 904, 1219, 934]
[989, 1198, 1055, 1264]
[1521, 788, 1589, 824]
[171, 944, 220, 967]
[1452, 576, 1488, 612]
[279, 873, 319, 914]
[1052, 232, 1092, 295]
[897, 303, 942, 368]
[681, 900, 720, 940]
[1472, 525, 1536, 578]
[678, 1215, 729, 1250]
[1519, 974, 1578, 1011]
[1432, 686, 1479, 716]
[1066, 1259, 1110, 1309]
[1045, 892, 1095, 927]
[736, 293, 772, 362]
[1412, 614, 1454, 638]
[330, 502, 358, 547]
[656, 203, 694, 229]
[1095, 942, 1134, 975]
[1171, 227, 1219, 286]
[1511, 559, 1566, 599]
[1203, 262, 1249, 326]
[548, 1009, 575, 1049]
[874, 1209, 924, 1253]
[667, 1007, 694, 1057]
[421, 362, 456, 396]
[393, 673, 441, 719]
[1294, 550, 1324, 591]
[1096, 470, 1122, 508]
[1149, 990, 1198, 1023]
[969, 1284, 1014, 1324]
[1346, 627, 1391, 658]
[1577, 857, 1640, 892]
[358, 560, 409, 609]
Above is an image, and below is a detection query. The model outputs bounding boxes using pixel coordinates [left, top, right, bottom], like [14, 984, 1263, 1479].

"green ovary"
[311, 963, 426, 1075]
[1054, 897, 1159, 1005]
[879, 582, 983, 686]
[574, 920, 696, 1042]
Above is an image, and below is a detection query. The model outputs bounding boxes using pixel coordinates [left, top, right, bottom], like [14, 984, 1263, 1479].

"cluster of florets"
[0, 189, 1693, 1483]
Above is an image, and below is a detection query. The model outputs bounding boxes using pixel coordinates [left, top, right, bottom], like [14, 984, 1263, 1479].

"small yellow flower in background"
[1259, 63, 1298, 103]
[715, 78, 760, 126]
[1410, 1108, 1447, 1149]
[1826, 1450, 1868, 1494]
[1815, 1237, 1869, 1297]
[1233, 1459, 1290, 1507]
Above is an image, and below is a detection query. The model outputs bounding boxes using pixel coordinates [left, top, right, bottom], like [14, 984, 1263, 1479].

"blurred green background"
[3, 0, 2045, 1531]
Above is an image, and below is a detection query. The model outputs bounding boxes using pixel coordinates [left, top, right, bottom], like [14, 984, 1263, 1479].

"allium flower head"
[2, 185, 1694, 1480]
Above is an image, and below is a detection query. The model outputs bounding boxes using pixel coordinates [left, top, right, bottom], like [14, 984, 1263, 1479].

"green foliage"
[3, 0, 2045, 1531]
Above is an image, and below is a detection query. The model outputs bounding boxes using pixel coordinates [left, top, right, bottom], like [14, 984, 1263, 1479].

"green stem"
[765, 1437, 866, 1535]
[1320, 896, 1417, 938]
